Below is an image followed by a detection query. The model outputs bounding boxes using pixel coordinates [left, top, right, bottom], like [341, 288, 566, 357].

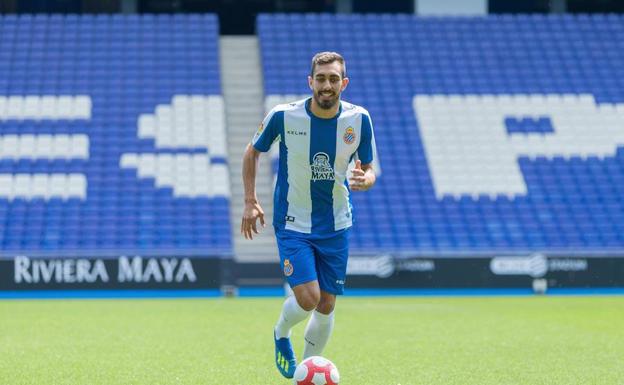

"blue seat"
[0, 14, 232, 254]
[257, 13, 624, 253]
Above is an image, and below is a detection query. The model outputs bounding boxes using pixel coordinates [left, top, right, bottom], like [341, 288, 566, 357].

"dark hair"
[310, 51, 346, 78]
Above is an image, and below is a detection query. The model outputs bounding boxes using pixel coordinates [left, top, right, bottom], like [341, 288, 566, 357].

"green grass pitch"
[1, 296, 623, 385]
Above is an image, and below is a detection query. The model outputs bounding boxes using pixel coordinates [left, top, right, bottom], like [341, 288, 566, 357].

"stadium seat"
[0, 14, 231, 253]
[258, 13, 624, 253]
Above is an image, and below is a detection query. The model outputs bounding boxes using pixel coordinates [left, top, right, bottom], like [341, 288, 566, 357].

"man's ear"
[341, 77, 349, 92]
[308, 75, 314, 90]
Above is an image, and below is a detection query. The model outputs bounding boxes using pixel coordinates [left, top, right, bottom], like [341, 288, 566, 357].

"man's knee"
[294, 284, 321, 311]
[316, 293, 336, 314]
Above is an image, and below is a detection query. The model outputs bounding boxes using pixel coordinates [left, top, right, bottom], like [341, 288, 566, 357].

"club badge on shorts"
[343, 126, 355, 144]
[283, 259, 294, 277]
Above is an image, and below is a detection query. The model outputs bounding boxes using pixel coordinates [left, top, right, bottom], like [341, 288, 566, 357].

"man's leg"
[273, 228, 320, 378]
[275, 280, 321, 338]
[302, 229, 349, 359]
[303, 290, 336, 359]
[274, 281, 320, 377]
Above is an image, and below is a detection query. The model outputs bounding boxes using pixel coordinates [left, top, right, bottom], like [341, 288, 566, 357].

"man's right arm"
[241, 143, 266, 240]
[241, 106, 281, 239]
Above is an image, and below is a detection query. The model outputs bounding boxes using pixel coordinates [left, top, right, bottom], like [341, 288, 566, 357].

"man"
[241, 51, 377, 379]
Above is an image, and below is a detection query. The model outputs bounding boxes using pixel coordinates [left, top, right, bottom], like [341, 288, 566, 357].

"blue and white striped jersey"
[252, 98, 376, 234]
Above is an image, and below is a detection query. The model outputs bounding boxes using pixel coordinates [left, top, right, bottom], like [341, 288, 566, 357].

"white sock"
[303, 310, 334, 359]
[275, 295, 312, 339]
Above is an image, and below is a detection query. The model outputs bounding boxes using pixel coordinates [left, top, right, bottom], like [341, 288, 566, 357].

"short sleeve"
[252, 108, 282, 152]
[357, 112, 376, 165]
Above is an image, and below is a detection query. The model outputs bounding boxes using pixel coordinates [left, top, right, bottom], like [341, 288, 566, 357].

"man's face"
[309, 61, 349, 110]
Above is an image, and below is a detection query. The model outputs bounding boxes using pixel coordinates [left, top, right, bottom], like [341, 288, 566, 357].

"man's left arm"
[350, 111, 377, 191]
[349, 160, 376, 191]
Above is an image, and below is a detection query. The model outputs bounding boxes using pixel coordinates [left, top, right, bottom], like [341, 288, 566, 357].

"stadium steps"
[220, 36, 280, 264]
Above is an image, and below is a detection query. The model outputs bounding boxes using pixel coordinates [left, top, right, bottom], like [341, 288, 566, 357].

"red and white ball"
[293, 356, 340, 385]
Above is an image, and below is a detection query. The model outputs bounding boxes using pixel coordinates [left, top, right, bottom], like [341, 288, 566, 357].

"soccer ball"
[293, 356, 340, 385]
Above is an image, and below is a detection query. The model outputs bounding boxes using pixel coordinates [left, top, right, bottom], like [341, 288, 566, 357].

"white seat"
[208, 115, 225, 129]
[175, 154, 192, 174]
[137, 154, 157, 177]
[23, 96, 41, 120]
[174, 165, 193, 177]
[156, 118, 173, 135]
[49, 174, 67, 199]
[207, 96, 224, 110]
[173, 133, 192, 147]
[52, 135, 71, 159]
[138, 114, 156, 138]
[73, 95, 91, 119]
[191, 95, 207, 107]
[13, 174, 32, 199]
[67, 174, 87, 199]
[209, 120, 225, 134]
[0, 174, 13, 198]
[192, 178, 211, 197]
[192, 154, 209, 173]
[193, 172, 210, 182]
[172, 95, 190, 111]
[69, 135, 89, 159]
[174, 173, 193, 184]
[174, 183, 193, 198]
[0, 135, 19, 159]
[56, 96, 73, 119]
[31, 174, 49, 199]
[156, 115, 173, 130]
[155, 172, 175, 187]
[119, 153, 138, 169]
[210, 135, 227, 157]
[18, 135, 37, 159]
[156, 154, 175, 171]
[190, 106, 207, 119]
[7, 96, 24, 119]
[35, 135, 54, 159]
[156, 104, 173, 122]
[173, 114, 190, 129]
[40, 96, 57, 119]
[211, 165, 231, 197]
[155, 131, 175, 147]
[191, 130, 209, 146]
[191, 117, 208, 130]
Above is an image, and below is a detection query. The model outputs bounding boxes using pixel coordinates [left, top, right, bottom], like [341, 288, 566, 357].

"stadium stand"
[258, 13, 624, 254]
[0, 14, 232, 254]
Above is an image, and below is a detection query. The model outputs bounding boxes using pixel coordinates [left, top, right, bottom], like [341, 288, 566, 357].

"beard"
[313, 90, 340, 110]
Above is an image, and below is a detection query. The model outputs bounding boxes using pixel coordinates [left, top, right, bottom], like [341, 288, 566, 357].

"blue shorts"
[275, 227, 350, 295]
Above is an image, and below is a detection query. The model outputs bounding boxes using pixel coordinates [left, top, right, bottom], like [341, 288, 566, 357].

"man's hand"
[349, 160, 375, 191]
[241, 199, 266, 240]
